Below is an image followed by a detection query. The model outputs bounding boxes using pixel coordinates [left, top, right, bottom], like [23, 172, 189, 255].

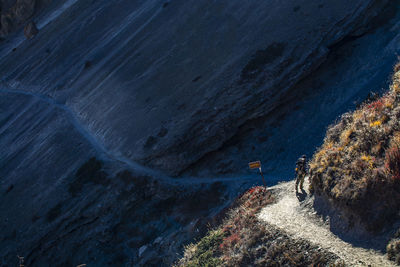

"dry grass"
[309, 64, 400, 235]
[307, 64, 400, 264]
[385, 145, 400, 180]
[176, 186, 273, 266]
[177, 186, 338, 266]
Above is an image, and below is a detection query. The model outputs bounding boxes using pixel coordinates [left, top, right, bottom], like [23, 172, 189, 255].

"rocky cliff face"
[1, 0, 400, 265]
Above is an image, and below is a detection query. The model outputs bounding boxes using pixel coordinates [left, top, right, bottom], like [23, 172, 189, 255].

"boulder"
[23, 20, 37, 38]
[0, 0, 37, 37]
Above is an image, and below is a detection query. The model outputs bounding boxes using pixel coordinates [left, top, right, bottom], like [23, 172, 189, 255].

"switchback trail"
[258, 180, 395, 266]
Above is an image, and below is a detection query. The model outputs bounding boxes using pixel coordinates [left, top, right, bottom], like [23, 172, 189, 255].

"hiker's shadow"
[296, 189, 307, 201]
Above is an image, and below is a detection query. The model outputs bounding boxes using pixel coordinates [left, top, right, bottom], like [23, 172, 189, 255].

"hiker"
[295, 155, 307, 192]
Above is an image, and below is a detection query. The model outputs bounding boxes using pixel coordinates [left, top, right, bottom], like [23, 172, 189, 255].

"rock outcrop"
[1, 0, 35, 36]
[23, 20, 37, 38]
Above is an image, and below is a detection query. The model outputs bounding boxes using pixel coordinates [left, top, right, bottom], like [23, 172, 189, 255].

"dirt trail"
[258, 180, 395, 266]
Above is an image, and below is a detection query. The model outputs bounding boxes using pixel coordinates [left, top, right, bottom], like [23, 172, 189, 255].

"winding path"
[258, 180, 395, 266]
[0, 83, 259, 188]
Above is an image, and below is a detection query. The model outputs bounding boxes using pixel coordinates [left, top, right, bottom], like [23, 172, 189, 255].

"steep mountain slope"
[0, 0, 395, 177]
[1, 0, 400, 266]
[187, 3, 400, 178]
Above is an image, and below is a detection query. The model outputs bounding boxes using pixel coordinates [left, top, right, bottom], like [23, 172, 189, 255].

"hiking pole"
[248, 161, 266, 187]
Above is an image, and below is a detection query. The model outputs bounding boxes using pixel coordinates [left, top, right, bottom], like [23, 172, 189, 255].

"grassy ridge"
[309, 64, 400, 232]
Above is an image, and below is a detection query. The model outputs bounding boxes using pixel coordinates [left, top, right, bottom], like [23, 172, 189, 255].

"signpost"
[248, 160, 266, 186]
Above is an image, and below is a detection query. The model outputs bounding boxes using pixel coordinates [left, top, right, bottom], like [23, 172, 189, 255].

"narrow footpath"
[258, 180, 395, 266]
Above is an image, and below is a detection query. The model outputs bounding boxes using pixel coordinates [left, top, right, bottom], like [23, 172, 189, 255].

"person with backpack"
[295, 155, 307, 192]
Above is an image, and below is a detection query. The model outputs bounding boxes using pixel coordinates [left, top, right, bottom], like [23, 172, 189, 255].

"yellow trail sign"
[248, 160, 266, 187]
[248, 161, 261, 169]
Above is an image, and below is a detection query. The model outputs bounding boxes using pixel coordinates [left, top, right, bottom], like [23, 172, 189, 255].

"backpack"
[296, 157, 306, 173]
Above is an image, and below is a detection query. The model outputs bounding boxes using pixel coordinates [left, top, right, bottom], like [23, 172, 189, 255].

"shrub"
[196, 230, 225, 255]
[177, 187, 273, 266]
[385, 145, 400, 180]
[370, 120, 382, 127]
[361, 155, 375, 169]
[179, 229, 224, 267]
[367, 99, 385, 112]
[219, 232, 240, 251]
[340, 128, 354, 146]
[392, 82, 400, 94]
